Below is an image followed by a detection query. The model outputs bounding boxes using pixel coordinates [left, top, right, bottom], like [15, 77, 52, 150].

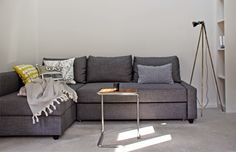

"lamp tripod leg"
[190, 26, 205, 117]
[190, 26, 203, 85]
[203, 25, 224, 112]
[200, 26, 205, 117]
[191, 22, 224, 116]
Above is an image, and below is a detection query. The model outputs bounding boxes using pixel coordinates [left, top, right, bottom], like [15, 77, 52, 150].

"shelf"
[218, 75, 225, 80]
[218, 48, 225, 51]
[216, 0, 225, 110]
[217, 19, 224, 24]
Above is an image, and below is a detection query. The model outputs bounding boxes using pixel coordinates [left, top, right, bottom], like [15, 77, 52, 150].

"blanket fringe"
[51, 103, 56, 110]
[32, 115, 39, 124]
[54, 100, 60, 104]
[47, 105, 53, 113]
[43, 108, 48, 116]
[32, 116, 35, 124]
[62, 90, 74, 100]
[32, 89, 77, 124]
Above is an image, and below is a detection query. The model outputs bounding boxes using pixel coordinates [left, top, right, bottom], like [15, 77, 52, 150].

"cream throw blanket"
[25, 78, 78, 124]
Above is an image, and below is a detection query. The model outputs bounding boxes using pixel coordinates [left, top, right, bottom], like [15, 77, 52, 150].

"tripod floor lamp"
[190, 21, 224, 116]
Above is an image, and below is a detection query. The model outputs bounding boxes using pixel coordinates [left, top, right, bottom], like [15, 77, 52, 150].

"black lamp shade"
[192, 21, 204, 27]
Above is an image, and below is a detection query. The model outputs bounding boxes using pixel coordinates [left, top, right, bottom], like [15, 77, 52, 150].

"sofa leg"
[53, 135, 60, 140]
[188, 119, 194, 124]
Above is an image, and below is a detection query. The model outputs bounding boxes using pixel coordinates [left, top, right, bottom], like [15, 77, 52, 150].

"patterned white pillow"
[43, 58, 76, 84]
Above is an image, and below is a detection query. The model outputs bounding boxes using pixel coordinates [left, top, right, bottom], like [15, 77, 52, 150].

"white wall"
[225, 0, 236, 112]
[0, 0, 219, 107]
[0, 0, 38, 72]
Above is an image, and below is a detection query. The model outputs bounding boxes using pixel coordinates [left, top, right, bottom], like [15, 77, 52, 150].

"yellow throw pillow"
[14, 64, 39, 84]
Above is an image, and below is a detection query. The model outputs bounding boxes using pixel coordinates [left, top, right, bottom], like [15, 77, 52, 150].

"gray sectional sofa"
[0, 55, 197, 139]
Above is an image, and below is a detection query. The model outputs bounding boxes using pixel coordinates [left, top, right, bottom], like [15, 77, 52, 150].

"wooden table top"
[97, 88, 138, 96]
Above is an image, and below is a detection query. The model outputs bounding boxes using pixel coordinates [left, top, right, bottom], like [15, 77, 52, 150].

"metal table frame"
[97, 90, 141, 148]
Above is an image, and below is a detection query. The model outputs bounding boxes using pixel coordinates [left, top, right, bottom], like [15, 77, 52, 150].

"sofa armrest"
[0, 71, 22, 97]
[180, 81, 197, 119]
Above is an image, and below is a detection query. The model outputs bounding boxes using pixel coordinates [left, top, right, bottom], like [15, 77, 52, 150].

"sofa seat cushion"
[77, 82, 186, 103]
[68, 83, 84, 91]
[78, 83, 114, 103]
[120, 83, 187, 102]
[77, 83, 137, 103]
[0, 92, 75, 116]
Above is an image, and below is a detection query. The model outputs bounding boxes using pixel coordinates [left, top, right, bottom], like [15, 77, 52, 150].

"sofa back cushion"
[133, 56, 181, 82]
[0, 71, 22, 97]
[43, 56, 87, 83]
[87, 55, 132, 82]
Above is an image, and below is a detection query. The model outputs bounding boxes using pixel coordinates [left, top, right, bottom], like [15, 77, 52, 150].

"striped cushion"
[14, 64, 39, 84]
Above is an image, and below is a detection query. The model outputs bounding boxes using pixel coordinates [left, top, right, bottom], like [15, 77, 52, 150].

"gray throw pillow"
[133, 56, 181, 82]
[137, 64, 174, 84]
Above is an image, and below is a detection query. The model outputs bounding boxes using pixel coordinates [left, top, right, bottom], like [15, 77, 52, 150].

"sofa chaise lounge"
[0, 55, 197, 139]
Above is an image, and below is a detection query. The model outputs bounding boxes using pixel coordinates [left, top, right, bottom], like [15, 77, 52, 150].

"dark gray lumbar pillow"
[87, 55, 132, 82]
[137, 64, 174, 84]
[133, 56, 181, 82]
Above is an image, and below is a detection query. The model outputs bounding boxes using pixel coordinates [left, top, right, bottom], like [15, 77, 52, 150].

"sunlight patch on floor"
[115, 134, 172, 152]
[117, 126, 155, 141]
[161, 122, 167, 126]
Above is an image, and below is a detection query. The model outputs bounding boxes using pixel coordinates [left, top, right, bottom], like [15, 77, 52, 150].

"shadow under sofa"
[0, 55, 197, 139]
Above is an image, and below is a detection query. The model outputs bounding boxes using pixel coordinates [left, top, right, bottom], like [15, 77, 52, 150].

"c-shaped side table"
[97, 88, 141, 148]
